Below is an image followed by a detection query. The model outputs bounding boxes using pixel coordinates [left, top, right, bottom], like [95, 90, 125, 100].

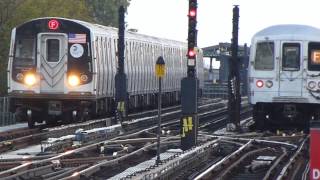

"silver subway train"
[7, 17, 204, 128]
[248, 24, 320, 129]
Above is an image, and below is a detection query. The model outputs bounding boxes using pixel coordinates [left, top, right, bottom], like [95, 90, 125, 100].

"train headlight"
[68, 75, 80, 87]
[24, 74, 36, 86]
[308, 81, 316, 89]
[16, 73, 24, 81]
[256, 80, 264, 88]
[265, 80, 273, 88]
[80, 74, 88, 82]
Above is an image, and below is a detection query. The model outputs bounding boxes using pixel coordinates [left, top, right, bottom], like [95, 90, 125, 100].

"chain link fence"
[203, 81, 246, 99]
[0, 97, 15, 126]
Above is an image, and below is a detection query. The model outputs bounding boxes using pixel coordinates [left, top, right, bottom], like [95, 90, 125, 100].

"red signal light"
[48, 19, 59, 30]
[188, 49, 195, 57]
[189, 9, 196, 17]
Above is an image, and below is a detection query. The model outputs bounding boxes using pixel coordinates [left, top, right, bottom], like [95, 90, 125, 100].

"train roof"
[16, 17, 186, 48]
[252, 24, 320, 41]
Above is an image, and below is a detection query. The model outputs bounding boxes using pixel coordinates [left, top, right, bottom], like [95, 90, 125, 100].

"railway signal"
[115, 6, 127, 124]
[187, 0, 197, 73]
[181, 0, 199, 151]
[227, 5, 241, 132]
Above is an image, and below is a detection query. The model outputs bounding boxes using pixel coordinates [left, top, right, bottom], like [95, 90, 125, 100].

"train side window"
[282, 43, 300, 71]
[14, 38, 36, 66]
[254, 42, 274, 70]
[308, 42, 320, 71]
[47, 39, 60, 62]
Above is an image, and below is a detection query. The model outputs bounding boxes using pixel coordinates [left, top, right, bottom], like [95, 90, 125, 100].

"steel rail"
[77, 136, 179, 178]
[262, 147, 288, 180]
[47, 164, 88, 180]
[135, 140, 220, 180]
[301, 160, 310, 180]
[2, 164, 54, 180]
[0, 101, 245, 178]
[0, 137, 178, 177]
[203, 134, 298, 149]
[194, 140, 253, 180]
[276, 136, 308, 180]
[218, 147, 272, 179]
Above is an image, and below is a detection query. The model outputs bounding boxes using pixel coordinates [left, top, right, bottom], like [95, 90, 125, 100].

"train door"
[279, 42, 303, 96]
[37, 33, 68, 93]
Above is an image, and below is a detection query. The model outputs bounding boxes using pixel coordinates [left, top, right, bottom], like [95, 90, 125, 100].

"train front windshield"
[254, 42, 274, 70]
[282, 43, 300, 71]
[14, 38, 36, 66]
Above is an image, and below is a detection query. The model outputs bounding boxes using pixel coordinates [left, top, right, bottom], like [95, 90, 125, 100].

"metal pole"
[115, 6, 127, 124]
[227, 5, 240, 132]
[156, 77, 162, 164]
[209, 57, 213, 81]
[118, 6, 125, 74]
[181, 0, 198, 151]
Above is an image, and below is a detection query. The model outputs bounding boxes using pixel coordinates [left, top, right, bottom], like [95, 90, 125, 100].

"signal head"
[189, 9, 196, 17]
[188, 49, 196, 58]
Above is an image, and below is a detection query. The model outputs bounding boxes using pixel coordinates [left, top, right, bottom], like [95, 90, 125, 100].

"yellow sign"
[155, 64, 166, 78]
[181, 116, 193, 137]
[188, 117, 193, 130]
[117, 101, 125, 112]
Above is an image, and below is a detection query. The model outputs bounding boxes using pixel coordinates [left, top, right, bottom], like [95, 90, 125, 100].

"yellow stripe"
[188, 117, 193, 131]
[181, 127, 185, 137]
[183, 118, 188, 133]
[120, 102, 125, 112]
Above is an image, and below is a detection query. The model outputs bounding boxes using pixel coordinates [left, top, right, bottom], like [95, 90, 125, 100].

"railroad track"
[0, 127, 41, 141]
[65, 103, 251, 179]
[0, 98, 220, 154]
[0, 98, 230, 179]
[3, 98, 307, 180]
[185, 134, 308, 180]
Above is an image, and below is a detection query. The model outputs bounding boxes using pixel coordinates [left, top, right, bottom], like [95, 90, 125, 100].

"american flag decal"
[68, 33, 86, 44]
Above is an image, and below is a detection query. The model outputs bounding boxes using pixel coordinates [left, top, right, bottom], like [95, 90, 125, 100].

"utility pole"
[227, 5, 241, 132]
[181, 0, 198, 150]
[115, 6, 127, 124]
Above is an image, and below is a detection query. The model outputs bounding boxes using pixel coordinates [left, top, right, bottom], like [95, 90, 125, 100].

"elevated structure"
[202, 43, 249, 83]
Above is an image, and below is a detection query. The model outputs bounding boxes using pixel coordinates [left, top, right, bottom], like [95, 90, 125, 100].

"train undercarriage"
[252, 102, 317, 131]
[9, 91, 180, 128]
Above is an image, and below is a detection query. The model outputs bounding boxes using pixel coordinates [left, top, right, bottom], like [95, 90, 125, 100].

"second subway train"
[248, 24, 320, 129]
[7, 17, 204, 128]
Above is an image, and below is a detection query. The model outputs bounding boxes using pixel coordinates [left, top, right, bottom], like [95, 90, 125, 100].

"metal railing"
[0, 97, 15, 126]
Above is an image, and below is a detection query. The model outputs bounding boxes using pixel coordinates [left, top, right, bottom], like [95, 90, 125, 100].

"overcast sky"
[127, 0, 320, 68]
[127, 0, 320, 48]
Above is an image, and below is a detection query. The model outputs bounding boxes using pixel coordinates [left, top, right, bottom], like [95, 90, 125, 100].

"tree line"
[0, 0, 130, 95]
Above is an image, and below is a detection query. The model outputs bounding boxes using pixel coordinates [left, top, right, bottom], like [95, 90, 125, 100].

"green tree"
[0, 0, 130, 94]
[0, 0, 23, 95]
[86, 0, 130, 26]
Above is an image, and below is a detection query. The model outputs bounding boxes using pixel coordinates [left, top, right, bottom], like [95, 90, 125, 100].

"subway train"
[248, 24, 320, 130]
[7, 17, 204, 128]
